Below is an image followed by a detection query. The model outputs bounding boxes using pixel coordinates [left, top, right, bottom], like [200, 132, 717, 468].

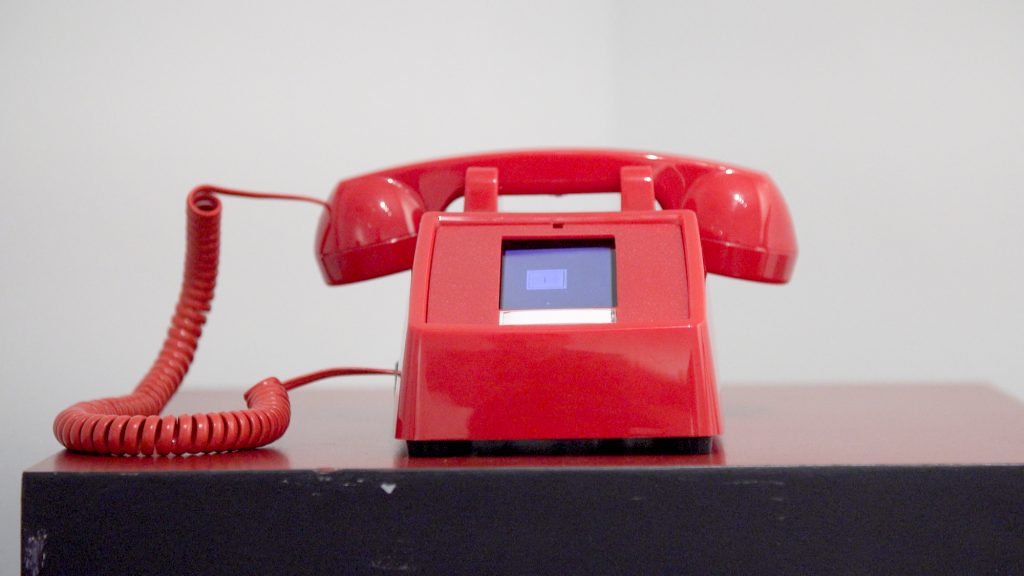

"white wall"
[611, 1, 1024, 388]
[2, 0, 1021, 567]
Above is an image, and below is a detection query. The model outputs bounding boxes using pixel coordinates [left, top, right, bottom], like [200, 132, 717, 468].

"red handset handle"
[317, 149, 797, 284]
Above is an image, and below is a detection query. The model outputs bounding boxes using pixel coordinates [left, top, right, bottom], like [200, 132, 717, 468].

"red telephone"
[54, 150, 796, 457]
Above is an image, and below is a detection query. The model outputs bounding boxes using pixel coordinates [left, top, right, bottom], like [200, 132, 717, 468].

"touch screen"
[500, 239, 615, 311]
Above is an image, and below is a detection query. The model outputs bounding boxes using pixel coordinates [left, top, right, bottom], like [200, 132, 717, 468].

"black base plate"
[406, 436, 714, 457]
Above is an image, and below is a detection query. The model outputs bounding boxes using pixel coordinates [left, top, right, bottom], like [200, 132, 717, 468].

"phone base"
[406, 437, 714, 458]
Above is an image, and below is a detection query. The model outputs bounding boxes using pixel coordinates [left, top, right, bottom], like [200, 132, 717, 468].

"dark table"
[22, 384, 1024, 575]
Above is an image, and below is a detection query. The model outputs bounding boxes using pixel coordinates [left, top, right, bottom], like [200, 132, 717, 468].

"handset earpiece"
[317, 175, 426, 285]
[683, 170, 796, 283]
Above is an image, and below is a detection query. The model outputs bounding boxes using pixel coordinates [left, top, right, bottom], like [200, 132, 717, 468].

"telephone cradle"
[53, 150, 797, 458]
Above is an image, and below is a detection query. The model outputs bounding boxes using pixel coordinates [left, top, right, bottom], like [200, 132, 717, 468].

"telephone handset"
[317, 150, 795, 287]
[53, 149, 796, 457]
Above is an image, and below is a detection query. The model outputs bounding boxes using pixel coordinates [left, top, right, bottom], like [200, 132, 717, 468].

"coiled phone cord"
[53, 185, 396, 456]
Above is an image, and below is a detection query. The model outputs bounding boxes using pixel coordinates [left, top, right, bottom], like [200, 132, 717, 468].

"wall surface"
[2, 0, 1021, 568]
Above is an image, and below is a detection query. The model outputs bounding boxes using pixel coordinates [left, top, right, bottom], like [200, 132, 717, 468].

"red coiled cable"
[52, 185, 395, 456]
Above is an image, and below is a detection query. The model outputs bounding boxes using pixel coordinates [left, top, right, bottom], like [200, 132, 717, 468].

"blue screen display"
[500, 239, 615, 310]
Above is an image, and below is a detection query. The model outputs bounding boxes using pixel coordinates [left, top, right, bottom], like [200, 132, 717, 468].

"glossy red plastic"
[52, 149, 797, 457]
[397, 207, 720, 442]
[389, 153, 737, 444]
[316, 150, 797, 285]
